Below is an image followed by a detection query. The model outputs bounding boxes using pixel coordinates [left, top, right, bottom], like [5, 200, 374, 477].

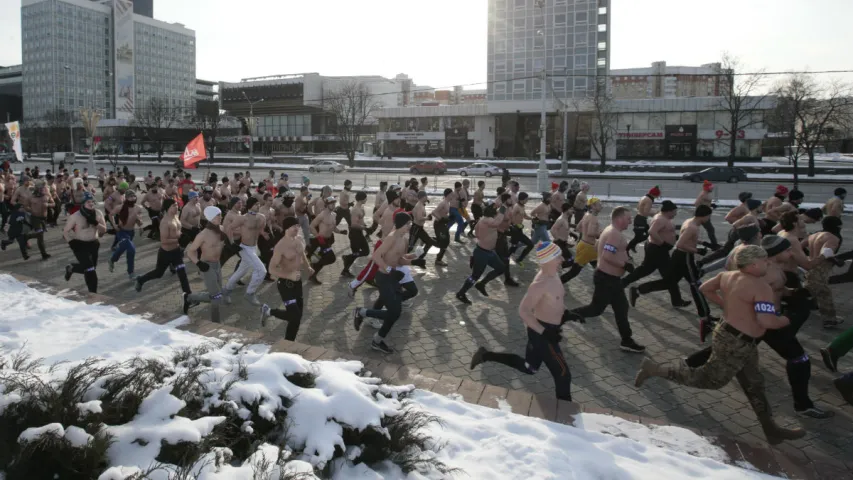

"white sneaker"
[367, 318, 383, 329]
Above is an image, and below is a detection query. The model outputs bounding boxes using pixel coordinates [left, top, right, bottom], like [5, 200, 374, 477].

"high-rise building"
[609, 62, 727, 99]
[486, 0, 610, 109]
[21, 0, 195, 122]
[131, 0, 152, 17]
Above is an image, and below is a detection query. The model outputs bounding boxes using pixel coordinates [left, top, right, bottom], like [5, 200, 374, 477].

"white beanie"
[203, 206, 221, 222]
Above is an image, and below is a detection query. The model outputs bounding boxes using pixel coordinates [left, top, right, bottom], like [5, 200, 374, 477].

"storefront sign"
[376, 131, 445, 141]
[445, 127, 468, 142]
[699, 129, 768, 141]
[616, 131, 664, 139]
[665, 125, 697, 140]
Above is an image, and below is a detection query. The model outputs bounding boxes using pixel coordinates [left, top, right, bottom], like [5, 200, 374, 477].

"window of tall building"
[575, 12, 588, 24]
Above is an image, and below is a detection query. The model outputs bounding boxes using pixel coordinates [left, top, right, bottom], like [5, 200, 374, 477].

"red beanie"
[648, 185, 661, 197]
[775, 185, 789, 195]
[551, 182, 559, 191]
[703, 180, 714, 192]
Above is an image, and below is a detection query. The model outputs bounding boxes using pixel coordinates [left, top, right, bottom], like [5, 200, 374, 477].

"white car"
[458, 162, 502, 177]
[309, 160, 346, 173]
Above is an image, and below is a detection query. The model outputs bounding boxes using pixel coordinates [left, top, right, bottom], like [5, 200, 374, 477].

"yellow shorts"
[461, 207, 470, 220]
[575, 241, 597, 266]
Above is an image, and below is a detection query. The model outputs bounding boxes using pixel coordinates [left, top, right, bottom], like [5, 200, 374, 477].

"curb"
[2, 271, 847, 480]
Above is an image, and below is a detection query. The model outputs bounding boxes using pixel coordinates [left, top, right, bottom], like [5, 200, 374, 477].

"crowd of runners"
[1, 163, 851, 445]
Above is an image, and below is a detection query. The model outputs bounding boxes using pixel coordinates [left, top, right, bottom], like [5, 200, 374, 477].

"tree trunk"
[728, 137, 736, 168]
[347, 150, 355, 168]
[806, 149, 816, 177]
[791, 158, 799, 189]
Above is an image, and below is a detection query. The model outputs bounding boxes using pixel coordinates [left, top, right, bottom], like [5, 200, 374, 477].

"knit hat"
[551, 182, 559, 191]
[775, 185, 789, 195]
[302, 175, 310, 185]
[229, 197, 241, 209]
[737, 224, 760, 242]
[761, 235, 792, 257]
[835, 187, 847, 198]
[82, 192, 95, 203]
[738, 191, 753, 202]
[734, 244, 768, 269]
[660, 200, 677, 212]
[394, 211, 411, 229]
[702, 180, 713, 192]
[789, 190, 804, 202]
[805, 208, 823, 221]
[695, 205, 713, 217]
[188, 191, 199, 199]
[203, 206, 221, 222]
[417, 190, 428, 200]
[118, 181, 129, 190]
[282, 217, 299, 230]
[535, 241, 562, 265]
[587, 197, 600, 206]
[386, 190, 399, 203]
[746, 198, 762, 211]
[648, 185, 661, 197]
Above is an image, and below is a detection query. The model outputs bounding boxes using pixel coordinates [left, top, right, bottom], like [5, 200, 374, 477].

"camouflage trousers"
[805, 261, 836, 317]
[663, 322, 770, 417]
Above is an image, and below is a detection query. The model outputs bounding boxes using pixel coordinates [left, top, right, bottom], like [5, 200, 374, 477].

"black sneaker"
[41, 254, 51, 261]
[470, 346, 487, 370]
[411, 258, 426, 269]
[371, 340, 394, 354]
[135, 278, 143, 293]
[796, 405, 834, 419]
[456, 292, 472, 305]
[620, 338, 646, 353]
[629, 287, 639, 307]
[109, 258, 115, 273]
[672, 300, 692, 308]
[474, 282, 489, 297]
[820, 347, 839, 373]
[340, 270, 354, 278]
[504, 278, 520, 287]
[182, 292, 193, 314]
[834, 377, 853, 406]
[0, 241, 6, 251]
[353, 308, 364, 331]
[22, 254, 29, 260]
[65, 265, 73, 281]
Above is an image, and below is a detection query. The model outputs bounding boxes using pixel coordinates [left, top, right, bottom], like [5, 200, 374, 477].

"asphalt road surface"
[16, 159, 842, 205]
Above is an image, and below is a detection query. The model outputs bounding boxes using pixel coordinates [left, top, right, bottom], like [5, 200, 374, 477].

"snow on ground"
[0, 274, 782, 479]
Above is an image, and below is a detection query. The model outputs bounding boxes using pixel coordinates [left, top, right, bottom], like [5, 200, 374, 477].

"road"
[15, 159, 842, 205]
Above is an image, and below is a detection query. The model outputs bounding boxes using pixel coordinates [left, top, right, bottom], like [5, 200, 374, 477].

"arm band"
[754, 301, 777, 315]
[603, 243, 617, 253]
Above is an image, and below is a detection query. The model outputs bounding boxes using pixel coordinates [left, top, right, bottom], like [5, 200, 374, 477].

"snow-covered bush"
[0, 343, 454, 479]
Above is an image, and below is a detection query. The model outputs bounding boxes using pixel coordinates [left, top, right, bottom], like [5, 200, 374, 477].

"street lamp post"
[242, 91, 264, 168]
[535, 0, 549, 192]
[63, 66, 74, 153]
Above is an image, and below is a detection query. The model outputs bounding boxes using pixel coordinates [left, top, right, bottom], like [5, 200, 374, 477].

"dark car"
[410, 159, 446, 175]
[682, 166, 748, 183]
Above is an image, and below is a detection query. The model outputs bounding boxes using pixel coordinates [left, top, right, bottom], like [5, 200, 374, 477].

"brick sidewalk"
[1, 205, 851, 475]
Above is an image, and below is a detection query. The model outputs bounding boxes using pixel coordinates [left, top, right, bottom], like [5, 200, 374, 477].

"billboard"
[113, 0, 135, 120]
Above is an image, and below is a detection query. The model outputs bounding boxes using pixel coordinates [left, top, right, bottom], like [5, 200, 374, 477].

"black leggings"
[68, 239, 100, 293]
[459, 246, 506, 295]
[509, 225, 534, 263]
[638, 249, 710, 318]
[408, 224, 435, 258]
[700, 229, 737, 267]
[220, 240, 241, 267]
[365, 271, 404, 338]
[829, 250, 853, 285]
[554, 239, 575, 267]
[626, 215, 649, 253]
[373, 281, 418, 310]
[495, 231, 512, 281]
[0, 200, 9, 230]
[137, 247, 191, 294]
[269, 279, 304, 341]
[469, 204, 483, 233]
[334, 207, 351, 228]
[572, 270, 634, 341]
[143, 208, 161, 239]
[434, 218, 450, 262]
[622, 243, 684, 305]
[343, 229, 370, 271]
[481, 325, 572, 401]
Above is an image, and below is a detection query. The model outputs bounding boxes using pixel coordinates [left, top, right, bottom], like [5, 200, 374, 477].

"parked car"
[409, 159, 446, 175]
[458, 162, 502, 177]
[682, 166, 748, 183]
[309, 160, 346, 173]
[52, 151, 76, 165]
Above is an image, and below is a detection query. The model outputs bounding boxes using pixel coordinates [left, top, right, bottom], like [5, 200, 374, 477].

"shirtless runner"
[134, 199, 193, 305]
[186, 207, 229, 322]
[63, 192, 107, 293]
[634, 244, 807, 445]
[342, 191, 372, 277]
[223, 196, 267, 305]
[530, 193, 552, 245]
[260, 217, 315, 340]
[804, 216, 844, 328]
[470, 241, 583, 401]
[306, 196, 345, 284]
[627, 185, 660, 253]
[561, 197, 602, 284]
[108, 190, 143, 279]
[456, 200, 507, 304]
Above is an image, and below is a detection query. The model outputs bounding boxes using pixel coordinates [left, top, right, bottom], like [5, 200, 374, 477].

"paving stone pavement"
[2, 203, 852, 463]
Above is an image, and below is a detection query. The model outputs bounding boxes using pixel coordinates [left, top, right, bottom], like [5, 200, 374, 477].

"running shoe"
[371, 340, 394, 354]
[820, 347, 839, 373]
[795, 405, 834, 419]
[620, 338, 646, 353]
[470, 346, 487, 370]
[353, 308, 364, 331]
[260, 304, 271, 328]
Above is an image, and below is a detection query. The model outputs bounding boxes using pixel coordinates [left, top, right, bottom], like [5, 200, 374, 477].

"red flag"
[181, 133, 207, 169]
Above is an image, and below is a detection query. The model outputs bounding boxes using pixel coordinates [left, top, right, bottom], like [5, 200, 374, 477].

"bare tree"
[715, 53, 768, 167]
[323, 80, 382, 167]
[587, 88, 618, 173]
[191, 100, 224, 167]
[132, 97, 179, 161]
[775, 75, 853, 178]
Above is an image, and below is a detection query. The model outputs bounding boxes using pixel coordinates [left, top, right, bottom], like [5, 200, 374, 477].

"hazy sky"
[2, 0, 852, 88]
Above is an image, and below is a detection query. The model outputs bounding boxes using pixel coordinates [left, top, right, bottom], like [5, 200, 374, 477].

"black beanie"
[761, 235, 791, 257]
[789, 190, 805, 202]
[738, 192, 753, 203]
[660, 200, 677, 212]
[805, 208, 823, 221]
[394, 211, 411, 229]
[386, 190, 398, 203]
[229, 197, 241, 209]
[282, 217, 299, 230]
[746, 198, 762, 211]
[737, 224, 760, 242]
[835, 187, 847, 197]
[695, 205, 713, 217]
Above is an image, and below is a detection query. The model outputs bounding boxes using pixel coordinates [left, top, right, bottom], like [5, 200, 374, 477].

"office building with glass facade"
[21, 0, 195, 123]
